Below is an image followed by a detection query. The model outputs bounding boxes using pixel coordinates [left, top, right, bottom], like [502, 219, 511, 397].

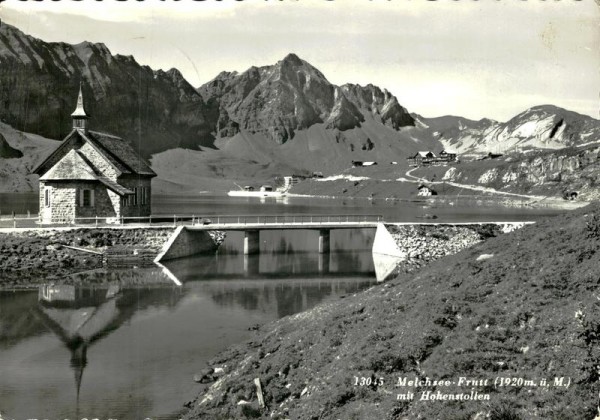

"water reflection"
[34, 282, 185, 415]
[216, 228, 375, 255]
[162, 251, 373, 280]
[0, 252, 376, 420]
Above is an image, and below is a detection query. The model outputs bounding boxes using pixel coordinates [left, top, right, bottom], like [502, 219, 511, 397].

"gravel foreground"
[183, 204, 600, 420]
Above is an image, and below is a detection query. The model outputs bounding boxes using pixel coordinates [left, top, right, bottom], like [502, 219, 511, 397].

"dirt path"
[404, 167, 549, 200]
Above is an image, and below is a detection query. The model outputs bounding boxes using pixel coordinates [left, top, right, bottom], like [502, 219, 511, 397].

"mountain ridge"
[423, 104, 600, 156]
[197, 53, 414, 145]
[1, 22, 599, 198]
[0, 22, 215, 157]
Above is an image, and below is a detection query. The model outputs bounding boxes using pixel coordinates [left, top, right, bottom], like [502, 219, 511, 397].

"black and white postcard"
[0, 1, 599, 419]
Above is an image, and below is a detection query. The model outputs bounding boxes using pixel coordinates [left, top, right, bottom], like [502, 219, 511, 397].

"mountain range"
[0, 22, 599, 196]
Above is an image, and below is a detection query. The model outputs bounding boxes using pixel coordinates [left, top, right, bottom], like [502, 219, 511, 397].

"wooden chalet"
[438, 150, 457, 162]
[407, 151, 436, 167]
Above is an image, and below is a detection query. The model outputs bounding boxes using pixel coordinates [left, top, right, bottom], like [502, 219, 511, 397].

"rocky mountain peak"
[280, 52, 304, 67]
[341, 83, 414, 129]
[199, 54, 413, 144]
[433, 103, 600, 156]
[72, 41, 112, 66]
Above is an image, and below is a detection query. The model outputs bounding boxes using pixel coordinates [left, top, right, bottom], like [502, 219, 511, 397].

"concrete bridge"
[189, 214, 382, 255]
[155, 214, 383, 261]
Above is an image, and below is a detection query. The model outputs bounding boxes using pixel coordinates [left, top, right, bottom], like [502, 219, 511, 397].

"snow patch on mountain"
[316, 175, 370, 182]
[431, 105, 600, 156]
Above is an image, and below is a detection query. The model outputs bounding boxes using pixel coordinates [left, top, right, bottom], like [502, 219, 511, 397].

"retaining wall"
[155, 227, 225, 262]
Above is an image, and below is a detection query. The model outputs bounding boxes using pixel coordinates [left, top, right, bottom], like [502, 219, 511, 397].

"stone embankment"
[372, 223, 527, 279]
[0, 227, 224, 287]
[390, 224, 520, 271]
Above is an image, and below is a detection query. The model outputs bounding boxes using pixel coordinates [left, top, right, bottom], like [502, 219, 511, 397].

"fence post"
[173, 215, 176, 226]
[13, 214, 16, 229]
[95, 215, 98, 227]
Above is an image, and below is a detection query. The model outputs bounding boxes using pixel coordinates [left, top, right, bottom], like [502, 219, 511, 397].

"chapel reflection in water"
[34, 279, 183, 408]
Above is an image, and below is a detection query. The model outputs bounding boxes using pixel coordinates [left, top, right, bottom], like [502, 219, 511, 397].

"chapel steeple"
[71, 83, 89, 132]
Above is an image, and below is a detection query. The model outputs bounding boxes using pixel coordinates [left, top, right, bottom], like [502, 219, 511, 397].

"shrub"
[586, 213, 600, 238]
[490, 402, 523, 420]
[472, 224, 500, 239]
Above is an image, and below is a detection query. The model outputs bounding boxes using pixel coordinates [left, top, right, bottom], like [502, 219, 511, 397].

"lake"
[0, 192, 567, 222]
[0, 193, 567, 419]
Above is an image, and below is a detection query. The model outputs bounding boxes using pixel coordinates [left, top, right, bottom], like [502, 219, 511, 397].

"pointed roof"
[417, 151, 435, 157]
[85, 131, 155, 176]
[39, 149, 97, 181]
[38, 149, 135, 195]
[71, 83, 88, 118]
[33, 129, 156, 179]
[417, 184, 436, 191]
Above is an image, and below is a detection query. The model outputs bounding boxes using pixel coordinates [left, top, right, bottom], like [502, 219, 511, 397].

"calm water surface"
[0, 230, 376, 420]
[0, 192, 568, 222]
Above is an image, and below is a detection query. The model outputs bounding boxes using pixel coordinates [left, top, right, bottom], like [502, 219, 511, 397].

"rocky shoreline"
[0, 228, 174, 288]
[385, 223, 506, 273]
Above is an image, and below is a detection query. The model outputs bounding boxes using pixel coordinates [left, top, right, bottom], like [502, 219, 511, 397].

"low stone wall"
[0, 227, 175, 286]
[372, 222, 529, 280]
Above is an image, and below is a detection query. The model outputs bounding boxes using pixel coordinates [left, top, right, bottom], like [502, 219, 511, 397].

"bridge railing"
[192, 214, 384, 226]
[0, 214, 192, 229]
[0, 214, 384, 229]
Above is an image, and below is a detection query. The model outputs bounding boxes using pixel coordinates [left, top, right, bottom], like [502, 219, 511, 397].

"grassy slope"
[0, 122, 58, 192]
[184, 204, 600, 420]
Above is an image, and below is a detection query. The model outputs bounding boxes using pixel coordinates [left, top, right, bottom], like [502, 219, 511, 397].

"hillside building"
[438, 150, 457, 162]
[33, 86, 156, 224]
[283, 176, 300, 189]
[417, 184, 437, 196]
[408, 150, 458, 167]
[407, 151, 437, 167]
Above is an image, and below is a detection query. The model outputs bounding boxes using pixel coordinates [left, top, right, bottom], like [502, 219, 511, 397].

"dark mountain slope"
[0, 132, 22, 158]
[0, 23, 215, 157]
[198, 53, 414, 145]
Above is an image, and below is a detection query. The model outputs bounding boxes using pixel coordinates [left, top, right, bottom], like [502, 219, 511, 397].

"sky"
[1, 0, 599, 122]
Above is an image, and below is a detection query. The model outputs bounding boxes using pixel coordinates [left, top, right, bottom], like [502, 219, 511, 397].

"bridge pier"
[318, 229, 330, 254]
[244, 230, 260, 255]
[244, 254, 260, 276]
[318, 252, 330, 274]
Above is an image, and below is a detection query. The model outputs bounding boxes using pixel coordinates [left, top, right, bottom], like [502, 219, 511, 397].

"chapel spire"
[71, 83, 89, 132]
